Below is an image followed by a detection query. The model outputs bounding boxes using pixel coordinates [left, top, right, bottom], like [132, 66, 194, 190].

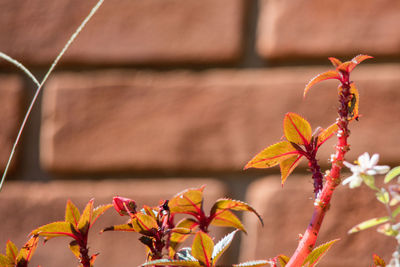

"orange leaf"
[169, 187, 204, 215]
[77, 199, 94, 233]
[169, 218, 198, 258]
[91, 204, 112, 228]
[6, 240, 18, 263]
[101, 223, 136, 233]
[337, 54, 373, 73]
[16, 235, 39, 264]
[192, 231, 214, 267]
[30, 221, 76, 240]
[304, 70, 339, 97]
[68, 240, 80, 260]
[209, 210, 246, 233]
[328, 57, 342, 68]
[317, 123, 339, 146]
[373, 254, 386, 267]
[280, 155, 302, 185]
[283, 112, 312, 145]
[130, 213, 159, 236]
[210, 199, 263, 226]
[0, 253, 12, 266]
[244, 141, 298, 170]
[65, 200, 80, 227]
[277, 254, 290, 266]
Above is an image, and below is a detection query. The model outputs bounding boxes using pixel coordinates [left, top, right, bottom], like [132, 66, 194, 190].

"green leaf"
[16, 236, 39, 264]
[390, 198, 399, 206]
[5, 241, 18, 262]
[169, 187, 204, 215]
[304, 70, 340, 97]
[68, 240, 80, 260]
[283, 112, 312, 145]
[77, 199, 94, 233]
[244, 141, 298, 170]
[376, 189, 390, 204]
[392, 206, 400, 217]
[169, 219, 198, 258]
[210, 199, 263, 227]
[30, 221, 76, 239]
[361, 174, 378, 191]
[373, 254, 386, 267]
[303, 239, 339, 267]
[317, 123, 339, 146]
[91, 204, 112, 227]
[348, 216, 390, 234]
[233, 260, 272, 267]
[192, 231, 214, 267]
[280, 155, 302, 185]
[212, 230, 238, 265]
[377, 223, 398, 237]
[384, 166, 400, 183]
[65, 200, 80, 226]
[142, 259, 201, 267]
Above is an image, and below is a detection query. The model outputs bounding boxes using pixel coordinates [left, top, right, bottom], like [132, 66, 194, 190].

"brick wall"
[0, 1, 399, 266]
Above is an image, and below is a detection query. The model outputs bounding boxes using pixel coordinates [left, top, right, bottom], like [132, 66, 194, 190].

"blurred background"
[0, 0, 400, 266]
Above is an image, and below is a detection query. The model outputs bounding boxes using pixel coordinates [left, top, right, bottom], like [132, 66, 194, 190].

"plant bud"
[113, 196, 137, 216]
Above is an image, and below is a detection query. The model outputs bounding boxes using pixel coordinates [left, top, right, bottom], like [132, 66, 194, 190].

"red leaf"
[304, 70, 340, 97]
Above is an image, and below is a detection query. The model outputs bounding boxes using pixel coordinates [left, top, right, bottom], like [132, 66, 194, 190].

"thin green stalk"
[0, 0, 105, 192]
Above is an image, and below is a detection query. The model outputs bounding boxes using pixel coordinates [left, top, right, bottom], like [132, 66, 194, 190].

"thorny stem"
[286, 71, 352, 267]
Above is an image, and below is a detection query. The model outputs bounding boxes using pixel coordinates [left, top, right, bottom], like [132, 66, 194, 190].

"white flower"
[342, 152, 390, 189]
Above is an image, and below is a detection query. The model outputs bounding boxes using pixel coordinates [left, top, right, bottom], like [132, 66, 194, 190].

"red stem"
[286, 72, 351, 266]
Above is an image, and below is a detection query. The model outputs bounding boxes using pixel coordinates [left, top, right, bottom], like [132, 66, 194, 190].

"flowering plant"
[0, 1, 396, 266]
[342, 153, 400, 266]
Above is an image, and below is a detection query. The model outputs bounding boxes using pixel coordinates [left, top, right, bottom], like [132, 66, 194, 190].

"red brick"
[40, 64, 400, 173]
[0, 75, 23, 170]
[0, 178, 227, 266]
[0, 0, 245, 66]
[239, 175, 396, 266]
[257, 0, 400, 60]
